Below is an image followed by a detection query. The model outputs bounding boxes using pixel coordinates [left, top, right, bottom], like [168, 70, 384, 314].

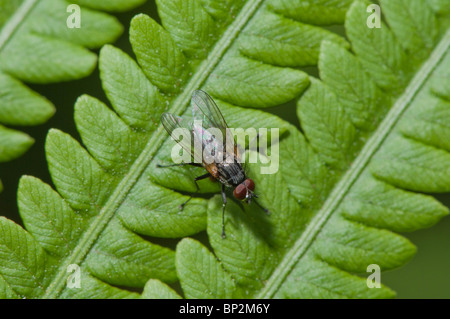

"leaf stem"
[42, 0, 264, 299]
[257, 28, 450, 299]
[0, 0, 38, 51]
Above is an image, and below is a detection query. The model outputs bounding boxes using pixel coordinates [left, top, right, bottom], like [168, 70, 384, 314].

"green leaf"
[141, 279, 182, 299]
[0, 0, 126, 83]
[0, 0, 146, 188]
[130, 14, 190, 94]
[297, 77, 358, 170]
[318, 40, 389, 131]
[431, 75, 450, 100]
[117, 177, 208, 238]
[74, 95, 146, 175]
[176, 238, 236, 299]
[312, 215, 416, 273]
[380, 0, 437, 60]
[200, 0, 246, 27]
[45, 128, 116, 214]
[204, 55, 309, 108]
[371, 134, 450, 193]
[0, 217, 48, 299]
[345, 0, 410, 93]
[17, 176, 85, 258]
[267, 0, 355, 26]
[273, 255, 395, 299]
[4, 0, 450, 300]
[1, 33, 97, 83]
[341, 174, 448, 232]
[0, 0, 22, 28]
[85, 219, 177, 288]
[207, 197, 277, 294]
[244, 152, 308, 249]
[156, 0, 217, 60]
[72, 0, 147, 12]
[59, 270, 139, 299]
[0, 124, 34, 162]
[279, 127, 333, 206]
[239, 10, 349, 67]
[99, 45, 165, 131]
[24, 0, 123, 49]
[428, 0, 450, 15]
[0, 72, 54, 125]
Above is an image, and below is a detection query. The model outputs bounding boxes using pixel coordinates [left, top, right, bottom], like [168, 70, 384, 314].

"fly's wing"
[191, 90, 228, 129]
[161, 112, 203, 164]
[191, 90, 241, 164]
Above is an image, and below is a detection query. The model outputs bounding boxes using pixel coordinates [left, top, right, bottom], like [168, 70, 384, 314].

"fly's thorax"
[216, 161, 245, 187]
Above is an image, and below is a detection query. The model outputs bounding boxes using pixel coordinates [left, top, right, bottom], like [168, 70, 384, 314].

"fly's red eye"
[244, 179, 255, 192]
[233, 184, 247, 200]
[233, 179, 255, 200]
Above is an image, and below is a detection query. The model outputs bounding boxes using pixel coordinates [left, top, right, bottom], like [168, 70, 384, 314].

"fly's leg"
[179, 173, 210, 210]
[221, 184, 227, 239]
[253, 198, 270, 215]
[247, 193, 270, 215]
[156, 162, 209, 210]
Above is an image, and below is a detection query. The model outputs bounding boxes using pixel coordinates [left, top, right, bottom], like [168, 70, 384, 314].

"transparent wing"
[191, 90, 228, 130]
[191, 90, 241, 163]
[161, 112, 202, 163]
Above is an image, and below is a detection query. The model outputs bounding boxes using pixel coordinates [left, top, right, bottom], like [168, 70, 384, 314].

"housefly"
[158, 90, 268, 238]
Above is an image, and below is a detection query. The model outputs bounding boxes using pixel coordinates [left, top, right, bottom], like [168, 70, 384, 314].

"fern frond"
[2, 0, 449, 299]
[0, 0, 145, 185]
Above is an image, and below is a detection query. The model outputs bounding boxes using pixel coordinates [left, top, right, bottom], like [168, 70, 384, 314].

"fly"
[158, 90, 269, 238]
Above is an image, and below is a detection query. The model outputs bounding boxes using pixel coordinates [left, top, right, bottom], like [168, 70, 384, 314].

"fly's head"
[233, 178, 257, 203]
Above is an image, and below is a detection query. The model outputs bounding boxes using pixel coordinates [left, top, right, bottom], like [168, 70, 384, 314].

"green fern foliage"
[1, 0, 450, 299]
[0, 0, 146, 184]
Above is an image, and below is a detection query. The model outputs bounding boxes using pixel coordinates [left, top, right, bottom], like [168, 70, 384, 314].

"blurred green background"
[0, 1, 448, 299]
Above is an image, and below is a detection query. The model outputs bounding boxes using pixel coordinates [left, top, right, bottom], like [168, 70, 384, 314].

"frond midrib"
[257, 28, 450, 299]
[0, 0, 38, 51]
[42, 0, 265, 299]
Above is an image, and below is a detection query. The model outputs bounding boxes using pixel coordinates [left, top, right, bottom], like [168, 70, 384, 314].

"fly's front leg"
[221, 184, 227, 239]
[254, 198, 270, 215]
[179, 173, 210, 210]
